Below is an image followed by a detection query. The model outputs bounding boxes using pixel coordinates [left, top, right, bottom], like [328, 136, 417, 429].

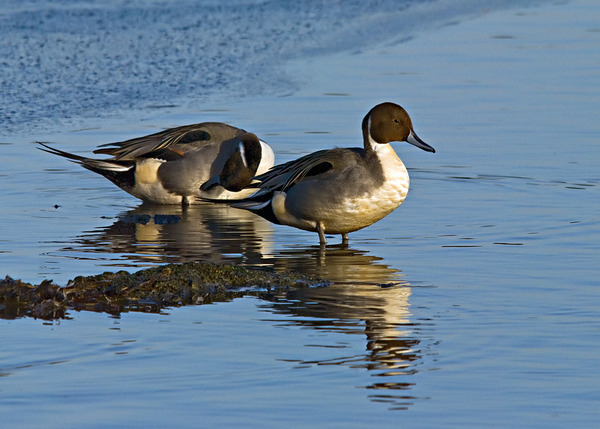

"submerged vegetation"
[0, 262, 327, 320]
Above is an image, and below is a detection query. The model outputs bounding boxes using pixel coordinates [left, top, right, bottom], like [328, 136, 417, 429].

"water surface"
[1, 0, 599, 427]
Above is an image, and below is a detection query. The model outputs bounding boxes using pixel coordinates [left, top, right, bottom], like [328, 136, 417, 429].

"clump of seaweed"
[0, 262, 327, 320]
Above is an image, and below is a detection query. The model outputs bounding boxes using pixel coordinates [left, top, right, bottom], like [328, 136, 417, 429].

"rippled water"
[1, 0, 599, 427]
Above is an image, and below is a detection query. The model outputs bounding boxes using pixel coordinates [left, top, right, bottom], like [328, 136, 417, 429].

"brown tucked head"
[218, 133, 263, 192]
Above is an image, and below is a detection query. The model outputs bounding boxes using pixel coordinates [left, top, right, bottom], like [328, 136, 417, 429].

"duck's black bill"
[407, 130, 435, 153]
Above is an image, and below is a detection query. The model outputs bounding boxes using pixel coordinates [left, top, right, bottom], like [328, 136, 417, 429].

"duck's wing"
[222, 148, 361, 222]
[94, 122, 249, 161]
[92, 124, 217, 161]
[250, 148, 362, 195]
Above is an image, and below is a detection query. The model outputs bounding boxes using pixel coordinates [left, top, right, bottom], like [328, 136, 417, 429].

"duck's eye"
[393, 119, 400, 124]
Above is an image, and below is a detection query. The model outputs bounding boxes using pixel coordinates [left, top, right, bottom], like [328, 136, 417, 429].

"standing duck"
[39, 122, 275, 205]
[214, 102, 435, 244]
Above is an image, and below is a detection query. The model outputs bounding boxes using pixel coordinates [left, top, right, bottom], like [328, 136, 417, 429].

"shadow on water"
[54, 202, 432, 410]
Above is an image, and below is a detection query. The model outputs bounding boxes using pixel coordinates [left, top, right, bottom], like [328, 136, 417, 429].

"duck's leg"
[341, 233, 349, 245]
[182, 196, 190, 207]
[317, 222, 327, 245]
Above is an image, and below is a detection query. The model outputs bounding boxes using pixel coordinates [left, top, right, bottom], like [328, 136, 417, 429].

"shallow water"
[1, 0, 599, 427]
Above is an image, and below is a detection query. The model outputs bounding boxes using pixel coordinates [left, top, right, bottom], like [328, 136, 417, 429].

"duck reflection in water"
[259, 245, 430, 410]
[69, 202, 274, 266]
[67, 209, 431, 409]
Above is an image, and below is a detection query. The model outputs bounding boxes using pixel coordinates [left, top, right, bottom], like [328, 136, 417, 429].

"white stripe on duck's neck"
[364, 115, 407, 185]
[238, 141, 248, 168]
[365, 115, 387, 155]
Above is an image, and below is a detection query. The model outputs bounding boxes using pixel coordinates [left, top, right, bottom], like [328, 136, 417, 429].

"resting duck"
[39, 122, 275, 205]
[212, 102, 435, 244]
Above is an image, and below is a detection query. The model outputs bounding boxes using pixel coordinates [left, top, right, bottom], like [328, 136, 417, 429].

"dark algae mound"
[0, 262, 327, 320]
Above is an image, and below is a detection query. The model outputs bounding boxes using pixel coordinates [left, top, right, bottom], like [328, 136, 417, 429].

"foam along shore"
[0, 262, 327, 320]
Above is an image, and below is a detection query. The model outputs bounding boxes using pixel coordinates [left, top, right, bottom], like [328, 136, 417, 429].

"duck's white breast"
[333, 144, 409, 232]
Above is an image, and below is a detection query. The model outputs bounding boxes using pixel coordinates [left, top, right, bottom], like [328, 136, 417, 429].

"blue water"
[1, 0, 599, 427]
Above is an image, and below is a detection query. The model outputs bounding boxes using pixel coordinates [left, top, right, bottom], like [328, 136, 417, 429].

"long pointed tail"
[37, 142, 89, 163]
[37, 142, 132, 172]
[37, 142, 136, 190]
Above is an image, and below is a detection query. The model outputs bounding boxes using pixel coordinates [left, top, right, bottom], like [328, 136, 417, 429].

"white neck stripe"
[238, 141, 248, 168]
